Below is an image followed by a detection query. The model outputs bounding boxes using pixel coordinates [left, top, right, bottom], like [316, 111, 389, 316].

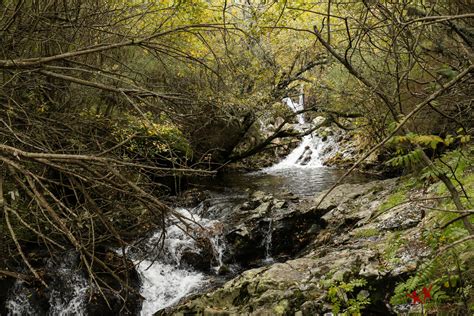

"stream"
[5, 96, 374, 316]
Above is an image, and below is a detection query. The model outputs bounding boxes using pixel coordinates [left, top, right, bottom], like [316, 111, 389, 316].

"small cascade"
[137, 260, 204, 316]
[2, 132, 373, 316]
[134, 215, 206, 315]
[210, 234, 227, 273]
[5, 205, 229, 316]
[131, 206, 228, 315]
[6, 281, 40, 316]
[47, 274, 88, 316]
[263, 219, 274, 264]
[264, 96, 323, 172]
[6, 252, 88, 316]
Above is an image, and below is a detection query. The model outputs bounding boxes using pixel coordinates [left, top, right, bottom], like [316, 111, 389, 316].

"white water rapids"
[5, 207, 226, 316]
[137, 261, 203, 315]
[6, 252, 89, 316]
[264, 95, 327, 172]
[134, 207, 224, 315]
[5, 93, 336, 316]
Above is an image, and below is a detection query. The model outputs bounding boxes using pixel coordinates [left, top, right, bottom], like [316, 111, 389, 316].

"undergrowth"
[389, 145, 474, 314]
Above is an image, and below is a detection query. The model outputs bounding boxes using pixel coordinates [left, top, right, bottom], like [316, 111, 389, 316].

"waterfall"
[6, 252, 89, 316]
[133, 207, 227, 315]
[263, 219, 274, 264]
[265, 96, 324, 171]
[5, 206, 228, 316]
[210, 234, 227, 273]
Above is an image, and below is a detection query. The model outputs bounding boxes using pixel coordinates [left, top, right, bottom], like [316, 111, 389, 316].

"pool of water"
[193, 167, 377, 198]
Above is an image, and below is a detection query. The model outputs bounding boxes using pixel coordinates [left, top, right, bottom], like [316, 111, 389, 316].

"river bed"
[5, 96, 376, 316]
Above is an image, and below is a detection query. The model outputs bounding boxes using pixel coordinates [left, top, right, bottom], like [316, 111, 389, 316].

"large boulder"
[222, 191, 326, 267]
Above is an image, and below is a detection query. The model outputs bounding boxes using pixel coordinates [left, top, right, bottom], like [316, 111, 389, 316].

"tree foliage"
[0, 0, 473, 311]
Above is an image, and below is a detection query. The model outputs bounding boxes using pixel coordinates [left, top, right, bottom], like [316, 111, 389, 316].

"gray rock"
[313, 180, 389, 211]
[166, 178, 435, 316]
[251, 191, 272, 203]
[273, 200, 288, 209]
[252, 202, 272, 217]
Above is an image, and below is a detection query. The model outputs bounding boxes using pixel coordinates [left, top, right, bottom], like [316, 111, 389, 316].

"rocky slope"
[158, 177, 440, 315]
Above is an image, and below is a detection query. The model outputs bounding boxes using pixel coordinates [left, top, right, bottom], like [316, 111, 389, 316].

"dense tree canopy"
[0, 0, 472, 312]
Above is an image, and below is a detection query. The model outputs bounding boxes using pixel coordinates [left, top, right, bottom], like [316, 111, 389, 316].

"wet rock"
[225, 223, 265, 265]
[270, 211, 325, 257]
[273, 200, 288, 209]
[280, 191, 299, 201]
[296, 146, 312, 165]
[88, 250, 143, 315]
[180, 189, 210, 207]
[375, 205, 422, 231]
[250, 190, 272, 203]
[166, 178, 436, 316]
[223, 191, 326, 267]
[312, 116, 326, 126]
[165, 224, 223, 273]
[217, 265, 231, 275]
[274, 117, 285, 128]
[321, 145, 333, 155]
[253, 202, 272, 216]
[86, 288, 140, 316]
[313, 179, 394, 213]
[240, 200, 259, 211]
[300, 300, 321, 315]
[180, 248, 213, 272]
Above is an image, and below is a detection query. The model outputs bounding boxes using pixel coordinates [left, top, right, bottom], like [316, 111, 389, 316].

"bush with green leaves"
[325, 278, 370, 315]
[389, 147, 474, 314]
[113, 113, 193, 163]
[386, 130, 472, 170]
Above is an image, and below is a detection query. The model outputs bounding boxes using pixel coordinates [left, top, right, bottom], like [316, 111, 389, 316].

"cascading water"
[4, 205, 229, 316]
[264, 95, 325, 171]
[3, 94, 373, 316]
[129, 207, 227, 315]
[263, 219, 274, 264]
[6, 252, 89, 316]
[209, 234, 227, 274]
[136, 260, 204, 316]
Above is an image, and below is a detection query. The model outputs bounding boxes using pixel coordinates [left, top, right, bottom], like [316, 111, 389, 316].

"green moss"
[382, 231, 404, 262]
[354, 228, 379, 238]
[376, 177, 420, 201]
[375, 176, 424, 217]
[272, 299, 289, 315]
[377, 189, 407, 215]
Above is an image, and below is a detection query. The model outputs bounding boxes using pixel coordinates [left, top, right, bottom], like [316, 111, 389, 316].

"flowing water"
[6, 252, 89, 316]
[137, 261, 204, 315]
[5, 95, 375, 315]
[129, 207, 227, 316]
[266, 96, 323, 170]
[130, 95, 374, 314]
